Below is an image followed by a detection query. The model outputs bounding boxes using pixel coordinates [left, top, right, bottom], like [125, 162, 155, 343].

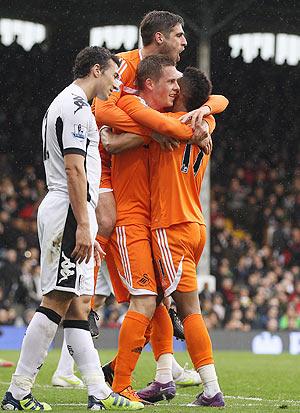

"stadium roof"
[1, 0, 299, 37]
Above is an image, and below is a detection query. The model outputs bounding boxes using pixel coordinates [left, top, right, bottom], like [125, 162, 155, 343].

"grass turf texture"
[0, 350, 299, 412]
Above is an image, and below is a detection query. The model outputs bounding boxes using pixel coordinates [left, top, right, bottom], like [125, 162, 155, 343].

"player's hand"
[151, 132, 179, 151]
[179, 105, 210, 130]
[199, 135, 213, 155]
[100, 126, 113, 152]
[71, 223, 92, 264]
[163, 296, 171, 310]
[94, 240, 106, 267]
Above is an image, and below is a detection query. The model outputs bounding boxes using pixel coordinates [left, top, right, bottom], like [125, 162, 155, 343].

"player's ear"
[92, 64, 101, 78]
[144, 78, 154, 91]
[154, 31, 164, 45]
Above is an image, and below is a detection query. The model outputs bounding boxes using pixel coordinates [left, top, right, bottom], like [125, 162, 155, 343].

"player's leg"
[2, 289, 72, 411]
[61, 209, 143, 411]
[96, 189, 116, 243]
[2, 195, 78, 410]
[109, 225, 157, 402]
[51, 263, 111, 388]
[151, 223, 224, 407]
[51, 338, 84, 388]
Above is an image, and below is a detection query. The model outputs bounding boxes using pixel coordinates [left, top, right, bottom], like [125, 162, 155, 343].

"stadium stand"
[0, 37, 299, 331]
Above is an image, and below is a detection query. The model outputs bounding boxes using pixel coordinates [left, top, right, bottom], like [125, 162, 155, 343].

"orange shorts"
[110, 224, 157, 297]
[151, 222, 206, 296]
[106, 245, 130, 303]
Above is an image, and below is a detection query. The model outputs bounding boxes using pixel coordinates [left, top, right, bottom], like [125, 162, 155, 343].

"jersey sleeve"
[118, 95, 194, 140]
[61, 97, 91, 156]
[91, 58, 150, 136]
[204, 95, 229, 114]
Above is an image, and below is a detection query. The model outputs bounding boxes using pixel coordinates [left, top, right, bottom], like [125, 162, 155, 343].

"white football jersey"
[42, 83, 101, 209]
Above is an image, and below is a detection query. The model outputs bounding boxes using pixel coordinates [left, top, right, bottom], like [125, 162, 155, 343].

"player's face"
[161, 24, 187, 63]
[96, 60, 120, 101]
[152, 66, 181, 109]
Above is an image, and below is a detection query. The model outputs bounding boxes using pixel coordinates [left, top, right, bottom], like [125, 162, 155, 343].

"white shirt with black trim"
[42, 83, 101, 209]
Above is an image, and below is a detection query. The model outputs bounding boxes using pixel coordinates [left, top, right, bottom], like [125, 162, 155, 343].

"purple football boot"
[137, 380, 176, 403]
[189, 391, 225, 407]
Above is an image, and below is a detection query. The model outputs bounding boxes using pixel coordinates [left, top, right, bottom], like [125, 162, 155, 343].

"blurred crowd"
[0, 38, 299, 331]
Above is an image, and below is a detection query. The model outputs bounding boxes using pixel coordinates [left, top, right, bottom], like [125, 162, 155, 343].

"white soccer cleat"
[51, 373, 84, 388]
[173, 363, 202, 387]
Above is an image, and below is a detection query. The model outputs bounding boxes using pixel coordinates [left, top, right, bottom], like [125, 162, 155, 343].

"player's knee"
[93, 295, 106, 311]
[98, 215, 116, 238]
[41, 290, 74, 317]
[172, 290, 201, 320]
[66, 295, 91, 320]
[129, 295, 157, 319]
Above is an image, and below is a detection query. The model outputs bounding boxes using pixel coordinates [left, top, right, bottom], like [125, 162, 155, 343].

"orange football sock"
[150, 305, 173, 361]
[112, 310, 150, 392]
[183, 313, 214, 370]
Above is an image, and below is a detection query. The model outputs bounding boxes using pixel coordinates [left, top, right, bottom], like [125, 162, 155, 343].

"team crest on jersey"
[72, 94, 89, 114]
[72, 124, 87, 140]
[58, 251, 76, 284]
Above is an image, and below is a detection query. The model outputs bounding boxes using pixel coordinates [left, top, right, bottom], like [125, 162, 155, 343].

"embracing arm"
[118, 95, 194, 140]
[100, 127, 146, 154]
[92, 92, 150, 136]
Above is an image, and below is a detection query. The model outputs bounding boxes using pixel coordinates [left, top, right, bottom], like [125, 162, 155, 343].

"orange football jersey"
[115, 94, 217, 229]
[149, 133, 214, 230]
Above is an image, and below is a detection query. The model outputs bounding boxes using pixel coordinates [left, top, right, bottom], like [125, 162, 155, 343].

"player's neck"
[73, 79, 92, 101]
[173, 96, 186, 112]
[140, 44, 160, 59]
[140, 91, 163, 111]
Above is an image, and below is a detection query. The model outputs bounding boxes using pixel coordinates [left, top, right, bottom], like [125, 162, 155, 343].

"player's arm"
[62, 102, 93, 264]
[118, 95, 193, 140]
[64, 153, 92, 263]
[100, 126, 148, 154]
[91, 61, 150, 135]
[180, 94, 229, 132]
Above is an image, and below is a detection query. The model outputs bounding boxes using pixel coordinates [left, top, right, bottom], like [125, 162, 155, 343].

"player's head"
[177, 67, 212, 111]
[137, 55, 181, 109]
[73, 46, 120, 100]
[140, 10, 187, 63]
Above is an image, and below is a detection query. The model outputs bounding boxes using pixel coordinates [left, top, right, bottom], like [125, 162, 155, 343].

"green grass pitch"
[0, 349, 299, 412]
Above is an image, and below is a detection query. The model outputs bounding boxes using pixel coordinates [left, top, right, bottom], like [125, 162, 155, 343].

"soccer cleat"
[0, 359, 14, 368]
[173, 363, 201, 387]
[168, 308, 185, 340]
[102, 362, 114, 386]
[137, 380, 176, 403]
[1, 391, 52, 410]
[119, 386, 152, 406]
[51, 373, 84, 388]
[88, 392, 144, 410]
[188, 392, 225, 407]
[88, 309, 100, 339]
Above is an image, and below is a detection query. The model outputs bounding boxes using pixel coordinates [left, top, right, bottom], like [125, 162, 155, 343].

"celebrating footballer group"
[2, 10, 228, 411]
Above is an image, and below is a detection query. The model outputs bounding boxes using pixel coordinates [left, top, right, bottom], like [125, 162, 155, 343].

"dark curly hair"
[179, 67, 212, 111]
